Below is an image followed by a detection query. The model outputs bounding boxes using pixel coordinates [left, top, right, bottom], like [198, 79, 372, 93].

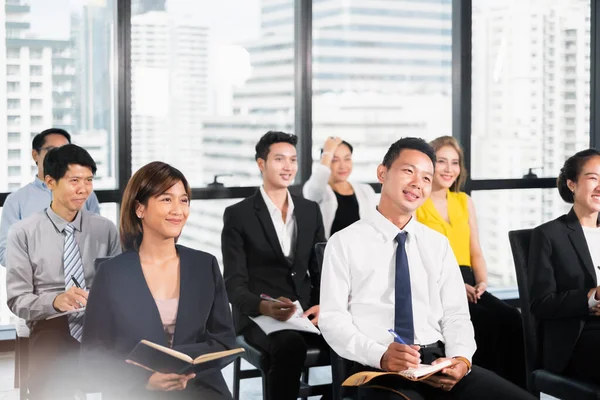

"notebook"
[342, 359, 453, 386]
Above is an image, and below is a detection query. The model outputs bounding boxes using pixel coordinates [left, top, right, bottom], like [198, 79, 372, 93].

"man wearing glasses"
[0, 128, 100, 267]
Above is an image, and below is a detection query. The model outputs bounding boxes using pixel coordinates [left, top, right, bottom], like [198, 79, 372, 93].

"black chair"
[231, 243, 333, 400]
[315, 242, 355, 400]
[508, 229, 600, 400]
[232, 335, 332, 400]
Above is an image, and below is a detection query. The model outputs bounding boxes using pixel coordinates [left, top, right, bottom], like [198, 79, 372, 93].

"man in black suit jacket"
[529, 151, 600, 385]
[222, 131, 327, 400]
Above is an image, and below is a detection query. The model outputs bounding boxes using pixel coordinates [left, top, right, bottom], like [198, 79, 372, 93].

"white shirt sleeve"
[588, 289, 600, 308]
[319, 234, 389, 369]
[437, 238, 477, 363]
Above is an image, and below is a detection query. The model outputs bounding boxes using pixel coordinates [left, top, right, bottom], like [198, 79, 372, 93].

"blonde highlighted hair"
[429, 136, 467, 192]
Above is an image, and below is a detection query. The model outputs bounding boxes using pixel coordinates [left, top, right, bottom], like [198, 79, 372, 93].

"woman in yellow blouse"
[416, 136, 525, 389]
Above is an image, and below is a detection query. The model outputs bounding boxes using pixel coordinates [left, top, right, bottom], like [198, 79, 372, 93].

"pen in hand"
[388, 329, 408, 345]
[71, 275, 82, 289]
[260, 294, 285, 303]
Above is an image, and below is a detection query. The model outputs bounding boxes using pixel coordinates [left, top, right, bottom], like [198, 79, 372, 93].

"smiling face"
[433, 145, 461, 190]
[377, 148, 434, 215]
[257, 142, 298, 189]
[136, 181, 190, 241]
[568, 156, 600, 214]
[330, 143, 353, 184]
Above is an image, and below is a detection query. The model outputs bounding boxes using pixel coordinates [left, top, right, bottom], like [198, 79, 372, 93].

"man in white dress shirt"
[319, 137, 534, 399]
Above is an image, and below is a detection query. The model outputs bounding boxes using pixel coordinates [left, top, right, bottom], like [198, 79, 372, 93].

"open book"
[46, 307, 85, 320]
[249, 300, 320, 335]
[342, 360, 453, 386]
[126, 340, 244, 375]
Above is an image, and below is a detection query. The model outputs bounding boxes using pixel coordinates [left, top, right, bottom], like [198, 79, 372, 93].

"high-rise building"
[3, 0, 76, 191]
[471, 0, 589, 285]
[0, 2, 7, 191]
[130, 11, 209, 183]
[132, 0, 166, 16]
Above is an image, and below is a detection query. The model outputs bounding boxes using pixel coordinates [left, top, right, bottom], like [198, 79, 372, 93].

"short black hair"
[32, 128, 71, 151]
[255, 131, 298, 161]
[381, 137, 436, 169]
[557, 149, 600, 203]
[43, 144, 97, 182]
[320, 140, 353, 155]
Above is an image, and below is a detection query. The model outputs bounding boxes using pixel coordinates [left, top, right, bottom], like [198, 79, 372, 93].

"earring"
[137, 213, 142, 219]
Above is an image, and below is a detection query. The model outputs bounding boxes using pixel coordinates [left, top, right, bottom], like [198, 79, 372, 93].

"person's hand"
[590, 304, 600, 316]
[423, 358, 469, 392]
[53, 287, 88, 312]
[464, 284, 477, 304]
[323, 137, 343, 155]
[473, 282, 487, 299]
[380, 342, 421, 372]
[302, 305, 320, 326]
[146, 372, 195, 391]
[259, 297, 296, 321]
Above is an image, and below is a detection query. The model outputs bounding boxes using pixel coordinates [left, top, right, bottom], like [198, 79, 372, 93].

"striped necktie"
[63, 224, 86, 342]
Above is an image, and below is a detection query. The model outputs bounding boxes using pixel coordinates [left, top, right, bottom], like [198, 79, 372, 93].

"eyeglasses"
[36, 146, 57, 153]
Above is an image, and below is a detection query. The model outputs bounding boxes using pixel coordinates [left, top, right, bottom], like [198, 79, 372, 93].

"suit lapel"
[173, 245, 192, 346]
[565, 208, 598, 283]
[254, 191, 289, 265]
[130, 252, 168, 346]
[292, 196, 305, 266]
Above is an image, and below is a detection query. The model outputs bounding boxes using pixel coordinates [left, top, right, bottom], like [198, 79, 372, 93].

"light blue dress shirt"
[0, 177, 101, 266]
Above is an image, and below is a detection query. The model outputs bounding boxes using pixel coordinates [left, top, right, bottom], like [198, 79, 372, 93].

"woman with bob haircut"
[416, 136, 525, 388]
[82, 161, 236, 399]
[529, 149, 600, 385]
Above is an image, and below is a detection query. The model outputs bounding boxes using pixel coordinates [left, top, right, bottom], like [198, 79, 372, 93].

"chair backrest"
[508, 229, 538, 388]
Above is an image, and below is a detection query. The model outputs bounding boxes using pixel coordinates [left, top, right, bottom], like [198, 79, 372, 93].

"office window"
[8, 149, 21, 160]
[8, 167, 21, 177]
[7, 132, 20, 143]
[0, 1, 118, 193]
[177, 198, 242, 270]
[471, 189, 571, 289]
[130, 1, 293, 188]
[311, 0, 452, 182]
[471, 0, 591, 179]
[30, 65, 43, 76]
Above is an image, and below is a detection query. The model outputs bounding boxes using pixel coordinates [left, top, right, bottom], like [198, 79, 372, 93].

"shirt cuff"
[588, 289, 600, 308]
[444, 346, 474, 365]
[366, 342, 389, 370]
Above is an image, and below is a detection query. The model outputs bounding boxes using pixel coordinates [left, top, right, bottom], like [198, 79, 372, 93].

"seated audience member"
[0, 128, 100, 266]
[415, 136, 525, 388]
[5, 144, 120, 400]
[82, 161, 236, 400]
[529, 149, 600, 385]
[303, 136, 377, 238]
[222, 131, 329, 400]
[319, 137, 535, 400]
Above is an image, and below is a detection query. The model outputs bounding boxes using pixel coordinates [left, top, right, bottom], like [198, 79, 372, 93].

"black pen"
[71, 275, 82, 289]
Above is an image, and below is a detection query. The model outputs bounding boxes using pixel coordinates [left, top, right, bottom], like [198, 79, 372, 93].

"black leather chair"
[315, 242, 355, 400]
[508, 229, 600, 399]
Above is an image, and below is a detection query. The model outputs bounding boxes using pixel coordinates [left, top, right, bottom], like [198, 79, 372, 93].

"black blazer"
[221, 190, 325, 334]
[528, 209, 599, 373]
[81, 245, 236, 398]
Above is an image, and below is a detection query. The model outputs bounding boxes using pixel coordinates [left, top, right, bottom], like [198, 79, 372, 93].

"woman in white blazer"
[303, 137, 377, 239]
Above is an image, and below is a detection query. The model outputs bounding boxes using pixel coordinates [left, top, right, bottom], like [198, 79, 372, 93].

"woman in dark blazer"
[529, 149, 600, 385]
[82, 161, 236, 399]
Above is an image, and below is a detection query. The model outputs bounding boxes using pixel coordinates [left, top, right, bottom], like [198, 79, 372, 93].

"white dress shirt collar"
[366, 208, 417, 243]
[259, 186, 295, 222]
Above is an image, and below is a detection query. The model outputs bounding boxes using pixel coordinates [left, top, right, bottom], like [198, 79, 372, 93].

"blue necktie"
[394, 232, 414, 344]
[63, 224, 86, 342]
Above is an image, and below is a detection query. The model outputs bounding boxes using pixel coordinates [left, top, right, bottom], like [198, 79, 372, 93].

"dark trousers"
[28, 317, 81, 400]
[350, 343, 535, 400]
[243, 323, 330, 400]
[460, 266, 526, 389]
[123, 374, 233, 400]
[564, 318, 600, 385]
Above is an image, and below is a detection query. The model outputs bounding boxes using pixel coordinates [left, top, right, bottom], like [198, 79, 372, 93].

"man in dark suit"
[222, 131, 327, 400]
